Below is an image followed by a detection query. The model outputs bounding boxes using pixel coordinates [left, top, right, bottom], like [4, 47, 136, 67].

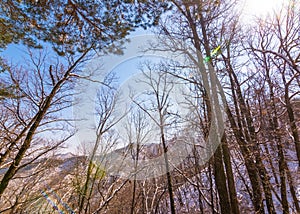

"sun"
[243, 0, 285, 18]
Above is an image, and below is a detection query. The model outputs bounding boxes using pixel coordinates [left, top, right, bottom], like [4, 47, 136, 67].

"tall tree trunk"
[226, 55, 275, 213]
[213, 146, 232, 214]
[285, 159, 300, 212]
[226, 106, 264, 213]
[222, 136, 240, 214]
[0, 49, 89, 198]
[224, 62, 264, 213]
[284, 86, 300, 166]
[131, 143, 141, 214]
[160, 123, 176, 214]
[266, 71, 289, 214]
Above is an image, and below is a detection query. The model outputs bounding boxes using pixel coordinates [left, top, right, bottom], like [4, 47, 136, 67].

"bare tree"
[132, 63, 184, 214]
[0, 48, 92, 209]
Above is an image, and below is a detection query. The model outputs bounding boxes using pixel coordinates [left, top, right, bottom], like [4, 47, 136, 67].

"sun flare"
[243, 0, 285, 17]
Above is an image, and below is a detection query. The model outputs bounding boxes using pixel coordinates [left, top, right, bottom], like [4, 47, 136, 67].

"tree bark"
[213, 146, 232, 214]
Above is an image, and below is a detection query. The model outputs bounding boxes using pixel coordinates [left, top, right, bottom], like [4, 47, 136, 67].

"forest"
[0, 0, 299, 213]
